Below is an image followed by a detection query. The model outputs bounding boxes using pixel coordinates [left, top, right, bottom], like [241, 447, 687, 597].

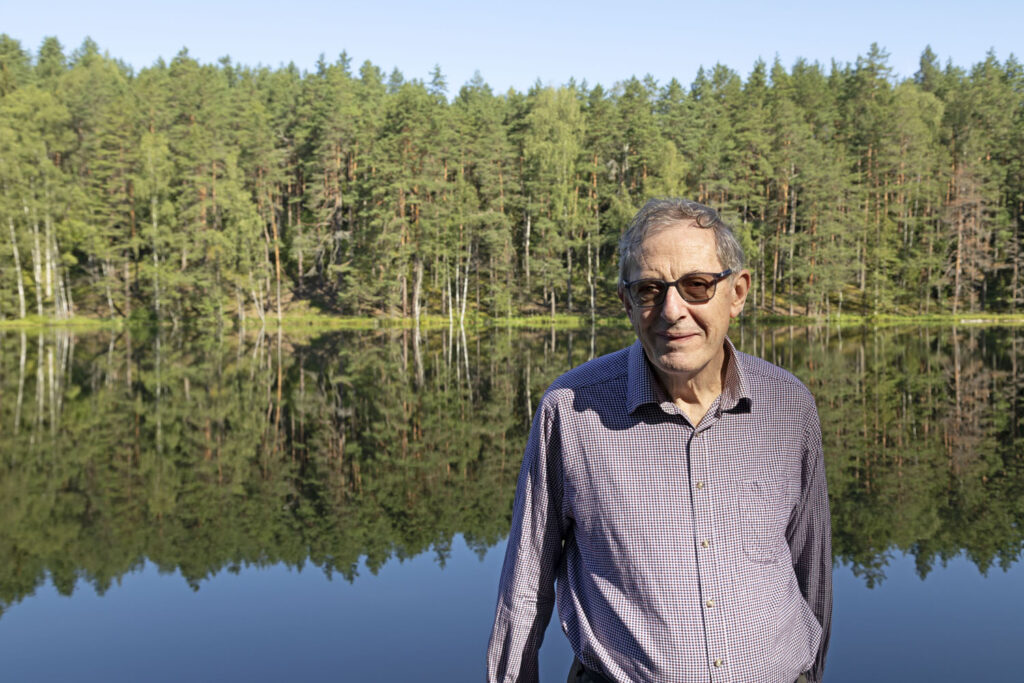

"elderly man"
[487, 199, 831, 683]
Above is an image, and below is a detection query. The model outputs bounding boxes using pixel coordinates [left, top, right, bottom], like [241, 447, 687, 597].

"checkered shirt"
[487, 339, 832, 683]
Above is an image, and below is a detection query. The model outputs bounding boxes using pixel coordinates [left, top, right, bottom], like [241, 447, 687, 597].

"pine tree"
[61, 46, 140, 317]
[943, 52, 1016, 311]
[839, 44, 899, 313]
[522, 86, 585, 316]
[0, 35, 32, 96]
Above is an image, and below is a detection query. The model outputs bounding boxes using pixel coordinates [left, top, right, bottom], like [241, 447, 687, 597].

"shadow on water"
[0, 323, 1021, 616]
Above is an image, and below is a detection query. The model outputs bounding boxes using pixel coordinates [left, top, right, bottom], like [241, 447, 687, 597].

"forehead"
[631, 221, 720, 275]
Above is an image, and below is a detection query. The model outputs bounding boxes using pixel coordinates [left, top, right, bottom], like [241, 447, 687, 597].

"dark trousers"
[568, 657, 808, 683]
[567, 657, 613, 683]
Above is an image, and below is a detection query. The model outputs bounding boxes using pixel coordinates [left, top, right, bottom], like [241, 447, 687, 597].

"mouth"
[659, 330, 700, 343]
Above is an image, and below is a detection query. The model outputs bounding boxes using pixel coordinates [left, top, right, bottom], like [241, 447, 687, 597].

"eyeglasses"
[622, 269, 732, 308]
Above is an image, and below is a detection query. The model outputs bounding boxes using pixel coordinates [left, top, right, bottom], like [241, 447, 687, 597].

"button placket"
[689, 431, 730, 680]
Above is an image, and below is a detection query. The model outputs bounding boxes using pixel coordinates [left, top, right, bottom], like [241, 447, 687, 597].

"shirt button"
[701, 539, 710, 548]
[696, 481, 705, 490]
[706, 598, 715, 608]
[714, 658, 724, 668]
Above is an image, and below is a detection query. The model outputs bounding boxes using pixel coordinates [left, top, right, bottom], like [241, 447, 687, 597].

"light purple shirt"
[487, 339, 831, 682]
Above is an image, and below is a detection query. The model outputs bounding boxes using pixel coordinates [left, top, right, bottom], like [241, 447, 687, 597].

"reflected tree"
[0, 324, 1022, 616]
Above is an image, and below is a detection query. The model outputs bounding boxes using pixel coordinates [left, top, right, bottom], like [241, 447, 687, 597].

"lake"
[0, 322, 1021, 681]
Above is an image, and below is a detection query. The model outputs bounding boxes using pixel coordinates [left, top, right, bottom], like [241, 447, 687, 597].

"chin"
[654, 352, 705, 376]
[657, 337, 721, 367]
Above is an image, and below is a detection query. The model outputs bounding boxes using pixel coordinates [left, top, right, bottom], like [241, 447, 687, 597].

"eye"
[631, 281, 665, 303]
[681, 276, 712, 289]
[678, 275, 715, 301]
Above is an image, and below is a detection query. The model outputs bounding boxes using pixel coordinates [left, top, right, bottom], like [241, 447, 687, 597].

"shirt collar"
[626, 340, 664, 414]
[625, 337, 752, 415]
[720, 337, 752, 414]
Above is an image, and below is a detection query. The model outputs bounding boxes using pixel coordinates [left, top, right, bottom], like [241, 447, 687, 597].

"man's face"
[619, 221, 750, 389]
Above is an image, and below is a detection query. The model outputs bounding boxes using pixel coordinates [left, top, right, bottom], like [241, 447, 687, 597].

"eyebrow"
[631, 271, 716, 281]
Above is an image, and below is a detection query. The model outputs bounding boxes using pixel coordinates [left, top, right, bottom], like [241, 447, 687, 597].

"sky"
[4, 0, 1022, 93]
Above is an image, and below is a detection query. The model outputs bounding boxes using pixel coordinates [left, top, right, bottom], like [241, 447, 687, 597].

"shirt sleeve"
[486, 396, 568, 683]
[787, 398, 832, 683]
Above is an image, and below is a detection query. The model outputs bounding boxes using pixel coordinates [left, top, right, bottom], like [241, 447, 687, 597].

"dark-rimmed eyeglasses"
[622, 269, 732, 308]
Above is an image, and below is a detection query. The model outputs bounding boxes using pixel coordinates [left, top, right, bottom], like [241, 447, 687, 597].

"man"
[487, 198, 831, 683]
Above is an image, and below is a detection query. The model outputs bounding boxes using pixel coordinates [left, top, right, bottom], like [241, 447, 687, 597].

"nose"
[660, 283, 691, 322]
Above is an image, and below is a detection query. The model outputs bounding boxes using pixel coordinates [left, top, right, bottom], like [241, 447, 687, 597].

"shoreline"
[2, 311, 1024, 332]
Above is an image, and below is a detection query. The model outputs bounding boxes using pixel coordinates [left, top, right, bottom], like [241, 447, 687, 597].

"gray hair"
[618, 198, 745, 283]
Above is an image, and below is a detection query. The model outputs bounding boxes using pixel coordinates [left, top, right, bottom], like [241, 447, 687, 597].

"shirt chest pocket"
[738, 479, 792, 564]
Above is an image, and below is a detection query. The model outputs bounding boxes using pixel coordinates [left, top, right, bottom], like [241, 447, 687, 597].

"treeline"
[1, 36, 1023, 324]
[1, 325, 1021, 611]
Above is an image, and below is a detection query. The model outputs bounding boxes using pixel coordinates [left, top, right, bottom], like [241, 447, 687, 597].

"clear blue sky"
[4, 0, 1021, 93]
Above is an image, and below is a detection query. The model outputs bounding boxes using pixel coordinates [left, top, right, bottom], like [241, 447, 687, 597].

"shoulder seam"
[734, 350, 808, 389]
[547, 348, 630, 393]
[564, 366, 628, 392]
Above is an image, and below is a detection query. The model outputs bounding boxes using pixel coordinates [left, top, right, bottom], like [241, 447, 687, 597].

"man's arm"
[787, 400, 832, 683]
[486, 398, 567, 683]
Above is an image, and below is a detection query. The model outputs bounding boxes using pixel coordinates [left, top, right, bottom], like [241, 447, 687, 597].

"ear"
[618, 284, 633, 318]
[728, 269, 751, 318]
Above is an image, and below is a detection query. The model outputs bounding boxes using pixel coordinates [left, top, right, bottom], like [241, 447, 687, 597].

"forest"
[1, 36, 1023, 325]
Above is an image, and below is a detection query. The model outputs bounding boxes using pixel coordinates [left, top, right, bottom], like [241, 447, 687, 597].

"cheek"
[708, 310, 731, 332]
[636, 310, 658, 330]
[629, 314, 650, 340]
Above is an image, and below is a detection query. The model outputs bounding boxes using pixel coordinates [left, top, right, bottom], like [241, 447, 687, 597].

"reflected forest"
[1, 324, 1022, 618]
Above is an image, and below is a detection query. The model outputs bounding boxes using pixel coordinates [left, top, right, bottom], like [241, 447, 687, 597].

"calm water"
[0, 323, 1022, 681]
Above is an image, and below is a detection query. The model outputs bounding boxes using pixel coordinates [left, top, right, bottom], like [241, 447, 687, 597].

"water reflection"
[0, 323, 1021, 617]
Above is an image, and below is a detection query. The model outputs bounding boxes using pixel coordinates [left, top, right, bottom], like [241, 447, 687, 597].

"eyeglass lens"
[630, 275, 717, 306]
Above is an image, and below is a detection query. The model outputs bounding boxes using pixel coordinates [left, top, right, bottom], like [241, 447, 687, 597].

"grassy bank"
[747, 312, 1024, 327]
[0, 315, 125, 331]
[3, 310, 1023, 333]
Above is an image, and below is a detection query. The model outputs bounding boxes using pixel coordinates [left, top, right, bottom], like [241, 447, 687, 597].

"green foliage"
[1, 39, 1023, 325]
[0, 324, 1021, 609]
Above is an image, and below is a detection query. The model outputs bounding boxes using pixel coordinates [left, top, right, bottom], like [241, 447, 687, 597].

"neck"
[654, 345, 730, 421]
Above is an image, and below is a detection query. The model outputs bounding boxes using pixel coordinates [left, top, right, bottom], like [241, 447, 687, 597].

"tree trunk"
[587, 240, 595, 327]
[236, 289, 245, 327]
[8, 217, 26, 319]
[788, 185, 796, 317]
[524, 212, 531, 296]
[566, 246, 573, 311]
[771, 221, 780, 311]
[953, 209, 963, 315]
[412, 256, 423, 328]
[53, 233, 68, 320]
[271, 210, 283, 324]
[63, 264, 73, 316]
[151, 196, 161, 320]
[122, 258, 130, 320]
[42, 211, 53, 299]
[459, 248, 470, 327]
[1014, 201, 1021, 305]
[28, 206, 43, 317]
[413, 256, 424, 388]
[102, 259, 115, 317]
[759, 237, 766, 310]
[443, 264, 451, 319]
[400, 274, 408, 317]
